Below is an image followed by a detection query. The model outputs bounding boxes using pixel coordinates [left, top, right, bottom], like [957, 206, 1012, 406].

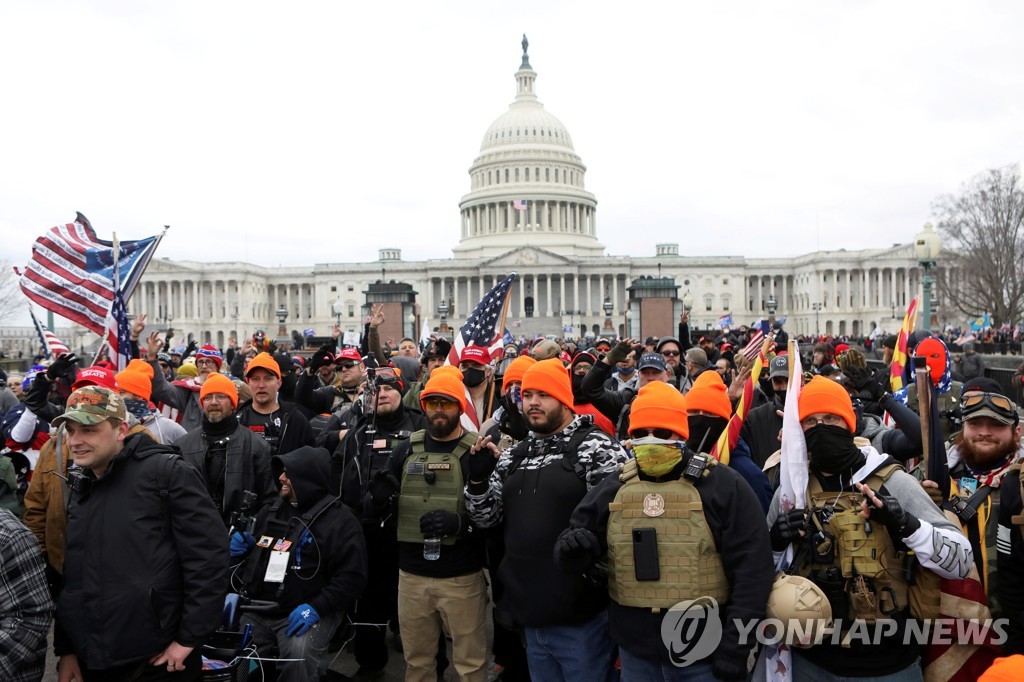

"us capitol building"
[130, 38, 928, 350]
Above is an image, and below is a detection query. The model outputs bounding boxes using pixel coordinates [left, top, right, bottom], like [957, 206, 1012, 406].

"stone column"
[586, 274, 593, 315]
[612, 274, 619, 316]
[546, 275, 553, 317]
[572, 274, 579, 313]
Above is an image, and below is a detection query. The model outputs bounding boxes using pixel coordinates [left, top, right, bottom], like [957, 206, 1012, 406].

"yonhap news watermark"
[660, 597, 1008, 667]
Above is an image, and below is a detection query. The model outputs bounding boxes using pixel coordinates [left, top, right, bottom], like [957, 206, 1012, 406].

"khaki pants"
[398, 568, 488, 682]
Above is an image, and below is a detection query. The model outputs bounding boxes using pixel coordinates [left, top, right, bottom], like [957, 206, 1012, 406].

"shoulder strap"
[618, 458, 638, 482]
[410, 431, 426, 447]
[506, 439, 532, 477]
[563, 423, 598, 480]
[453, 431, 478, 458]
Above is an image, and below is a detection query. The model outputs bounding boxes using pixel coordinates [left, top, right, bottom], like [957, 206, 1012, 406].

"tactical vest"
[606, 458, 730, 610]
[396, 431, 476, 545]
[796, 463, 910, 623]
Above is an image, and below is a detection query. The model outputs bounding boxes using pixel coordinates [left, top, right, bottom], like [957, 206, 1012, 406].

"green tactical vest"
[606, 459, 731, 610]
[396, 430, 477, 545]
[796, 463, 911, 623]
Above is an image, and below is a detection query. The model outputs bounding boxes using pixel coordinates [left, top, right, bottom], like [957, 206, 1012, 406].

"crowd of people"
[2, 306, 1024, 682]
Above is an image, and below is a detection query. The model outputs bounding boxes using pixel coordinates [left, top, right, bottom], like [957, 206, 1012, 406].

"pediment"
[482, 246, 576, 268]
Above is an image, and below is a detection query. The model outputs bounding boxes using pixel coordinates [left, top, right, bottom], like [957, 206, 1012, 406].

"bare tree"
[934, 164, 1024, 327]
[0, 260, 26, 324]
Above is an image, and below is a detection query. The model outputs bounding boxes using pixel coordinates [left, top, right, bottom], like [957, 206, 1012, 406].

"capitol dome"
[453, 36, 604, 259]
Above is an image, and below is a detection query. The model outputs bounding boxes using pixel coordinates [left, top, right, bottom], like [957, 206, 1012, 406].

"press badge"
[264, 550, 289, 583]
[960, 477, 978, 496]
[257, 536, 274, 548]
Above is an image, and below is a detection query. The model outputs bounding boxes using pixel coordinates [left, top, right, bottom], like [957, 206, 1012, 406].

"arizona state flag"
[889, 296, 919, 392]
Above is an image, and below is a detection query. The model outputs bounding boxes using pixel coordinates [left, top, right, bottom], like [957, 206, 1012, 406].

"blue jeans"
[792, 655, 923, 682]
[619, 647, 719, 681]
[523, 611, 618, 682]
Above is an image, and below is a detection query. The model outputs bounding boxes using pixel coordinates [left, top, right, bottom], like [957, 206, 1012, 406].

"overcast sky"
[1, 0, 1021, 284]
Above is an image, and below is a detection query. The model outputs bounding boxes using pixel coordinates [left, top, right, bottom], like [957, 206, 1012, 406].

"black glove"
[183, 340, 198, 360]
[605, 340, 632, 366]
[367, 471, 400, 509]
[770, 508, 807, 551]
[307, 344, 334, 374]
[712, 652, 749, 681]
[23, 374, 52, 415]
[467, 445, 498, 484]
[864, 487, 921, 538]
[553, 527, 601, 573]
[419, 510, 462, 538]
[498, 395, 530, 441]
[46, 353, 79, 381]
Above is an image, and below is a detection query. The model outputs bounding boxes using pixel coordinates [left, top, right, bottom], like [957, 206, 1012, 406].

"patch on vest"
[643, 493, 666, 517]
[427, 462, 451, 470]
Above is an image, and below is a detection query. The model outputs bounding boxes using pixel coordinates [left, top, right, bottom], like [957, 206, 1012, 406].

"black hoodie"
[244, 446, 367, 617]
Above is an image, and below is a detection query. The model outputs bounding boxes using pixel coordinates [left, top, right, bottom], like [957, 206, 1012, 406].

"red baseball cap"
[460, 345, 490, 365]
[73, 366, 118, 391]
[335, 347, 362, 364]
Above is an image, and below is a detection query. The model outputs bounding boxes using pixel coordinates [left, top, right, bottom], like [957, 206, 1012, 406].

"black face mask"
[804, 424, 864, 477]
[687, 415, 728, 454]
[774, 390, 787, 406]
[463, 368, 486, 388]
[572, 374, 586, 396]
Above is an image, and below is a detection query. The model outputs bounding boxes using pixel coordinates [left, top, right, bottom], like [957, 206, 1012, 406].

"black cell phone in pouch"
[632, 527, 660, 581]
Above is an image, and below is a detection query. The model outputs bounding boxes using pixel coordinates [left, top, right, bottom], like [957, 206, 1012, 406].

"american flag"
[512, 199, 528, 211]
[446, 272, 518, 430]
[740, 319, 771, 360]
[104, 239, 133, 371]
[29, 307, 71, 359]
[18, 213, 160, 337]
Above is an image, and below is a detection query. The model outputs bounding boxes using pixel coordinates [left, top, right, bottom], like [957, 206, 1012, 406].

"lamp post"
[812, 302, 823, 337]
[767, 294, 778, 318]
[332, 300, 343, 327]
[408, 311, 417, 341]
[914, 222, 942, 331]
[624, 307, 633, 339]
[276, 304, 289, 347]
[602, 293, 614, 336]
[437, 297, 450, 336]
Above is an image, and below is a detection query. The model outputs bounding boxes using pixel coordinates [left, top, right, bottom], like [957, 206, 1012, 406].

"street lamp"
[812, 302, 823, 337]
[332, 299, 343, 327]
[767, 294, 778, 317]
[602, 293, 614, 334]
[276, 304, 289, 347]
[407, 311, 417, 340]
[914, 222, 942, 331]
[624, 307, 633, 338]
[682, 290, 694, 312]
[437, 295, 451, 336]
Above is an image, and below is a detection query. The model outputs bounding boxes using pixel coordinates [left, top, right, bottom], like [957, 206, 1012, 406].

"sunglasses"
[629, 427, 677, 440]
[962, 392, 1016, 419]
[662, 350, 681, 357]
[338, 362, 359, 370]
[422, 397, 459, 411]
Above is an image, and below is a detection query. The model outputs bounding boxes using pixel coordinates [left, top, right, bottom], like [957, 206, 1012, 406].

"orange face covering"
[914, 338, 947, 386]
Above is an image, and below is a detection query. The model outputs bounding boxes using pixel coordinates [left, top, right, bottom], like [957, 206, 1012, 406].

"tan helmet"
[765, 574, 833, 649]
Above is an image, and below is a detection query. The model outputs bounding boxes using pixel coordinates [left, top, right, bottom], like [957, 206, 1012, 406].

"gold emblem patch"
[642, 493, 665, 517]
[427, 462, 452, 470]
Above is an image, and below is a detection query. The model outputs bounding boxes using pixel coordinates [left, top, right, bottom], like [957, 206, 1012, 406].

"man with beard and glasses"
[175, 373, 277, 525]
[466, 359, 629, 681]
[767, 377, 973, 681]
[366, 369, 488, 682]
[920, 378, 1024, 626]
[555, 381, 772, 680]
[146, 334, 226, 432]
[334, 363, 425, 678]
[684, 370, 773, 512]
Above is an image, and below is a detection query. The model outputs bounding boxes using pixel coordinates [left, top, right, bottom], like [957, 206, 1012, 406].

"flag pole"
[485, 272, 517, 419]
[123, 225, 168, 305]
[92, 234, 121, 366]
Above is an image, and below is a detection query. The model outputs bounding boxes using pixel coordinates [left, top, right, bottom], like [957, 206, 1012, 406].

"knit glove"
[605, 340, 632, 366]
[554, 527, 601, 573]
[286, 603, 320, 637]
[229, 532, 255, 558]
[420, 510, 462, 538]
[47, 353, 79, 380]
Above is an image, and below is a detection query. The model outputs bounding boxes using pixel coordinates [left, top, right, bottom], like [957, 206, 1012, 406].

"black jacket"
[565, 454, 773, 670]
[56, 434, 228, 670]
[294, 370, 359, 417]
[235, 399, 314, 458]
[333, 405, 426, 509]
[739, 396, 785, 469]
[175, 420, 277, 522]
[241, 446, 367, 618]
[579, 360, 635, 425]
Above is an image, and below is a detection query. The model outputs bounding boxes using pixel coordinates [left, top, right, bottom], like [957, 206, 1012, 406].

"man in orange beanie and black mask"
[554, 381, 773, 680]
[767, 376, 973, 680]
[465, 358, 629, 681]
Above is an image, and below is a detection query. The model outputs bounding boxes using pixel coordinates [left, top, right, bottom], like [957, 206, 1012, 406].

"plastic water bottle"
[423, 537, 441, 561]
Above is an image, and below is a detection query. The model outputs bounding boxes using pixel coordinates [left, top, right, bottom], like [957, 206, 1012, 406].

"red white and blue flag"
[18, 213, 161, 337]
[741, 319, 772, 360]
[28, 307, 71, 359]
[104, 239, 133, 371]
[512, 199, 528, 211]
[446, 272, 518, 429]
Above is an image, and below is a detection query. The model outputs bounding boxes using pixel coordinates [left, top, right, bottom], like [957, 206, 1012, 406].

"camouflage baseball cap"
[52, 386, 127, 427]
